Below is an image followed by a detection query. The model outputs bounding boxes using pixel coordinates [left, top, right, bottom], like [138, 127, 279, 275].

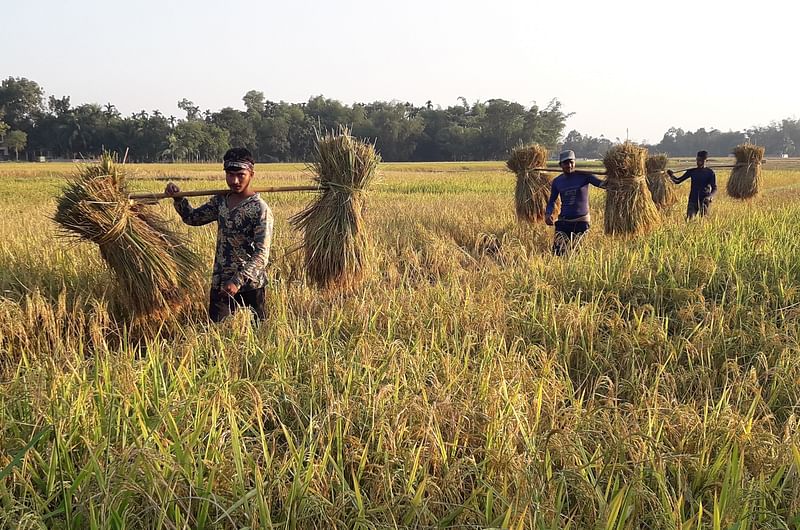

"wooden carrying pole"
[532, 167, 607, 175]
[668, 162, 765, 174]
[129, 185, 321, 201]
[531, 162, 766, 176]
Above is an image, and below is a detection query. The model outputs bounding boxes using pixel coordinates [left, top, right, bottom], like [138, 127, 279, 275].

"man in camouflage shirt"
[165, 148, 274, 322]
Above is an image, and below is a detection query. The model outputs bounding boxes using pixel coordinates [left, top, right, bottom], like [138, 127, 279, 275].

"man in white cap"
[544, 150, 607, 255]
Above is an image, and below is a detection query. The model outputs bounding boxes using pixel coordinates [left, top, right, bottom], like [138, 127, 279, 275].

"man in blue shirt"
[545, 150, 608, 255]
[667, 150, 717, 219]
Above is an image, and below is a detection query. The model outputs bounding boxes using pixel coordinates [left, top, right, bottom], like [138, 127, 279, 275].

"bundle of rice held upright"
[645, 153, 678, 211]
[506, 144, 551, 223]
[727, 144, 765, 199]
[54, 153, 201, 321]
[603, 142, 661, 235]
[290, 128, 380, 289]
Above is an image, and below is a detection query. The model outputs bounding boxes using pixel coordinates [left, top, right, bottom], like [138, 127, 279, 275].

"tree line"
[562, 123, 800, 160]
[1, 76, 797, 162]
[0, 77, 567, 162]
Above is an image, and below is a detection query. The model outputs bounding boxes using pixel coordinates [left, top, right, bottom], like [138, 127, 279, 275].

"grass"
[1, 161, 800, 528]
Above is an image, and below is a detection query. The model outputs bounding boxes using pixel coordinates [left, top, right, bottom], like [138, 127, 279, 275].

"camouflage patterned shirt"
[174, 194, 273, 291]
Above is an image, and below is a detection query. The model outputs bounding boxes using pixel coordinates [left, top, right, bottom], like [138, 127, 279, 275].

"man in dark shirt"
[667, 150, 717, 219]
[164, 148, 274, 322]
[545, 150, 608, 256]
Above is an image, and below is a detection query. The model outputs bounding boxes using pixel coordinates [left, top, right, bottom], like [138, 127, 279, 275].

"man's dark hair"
[223, 147, 255, 165]
[697, 150, 709, 159]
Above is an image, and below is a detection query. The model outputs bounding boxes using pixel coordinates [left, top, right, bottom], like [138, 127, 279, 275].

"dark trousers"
[686, 200, 710, 219]
[553, 220, 590, 256]
[209, 287, 266, 323]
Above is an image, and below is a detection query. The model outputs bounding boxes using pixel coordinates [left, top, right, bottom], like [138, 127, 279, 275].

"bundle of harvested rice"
[727, 144, 764, 199]
[54, 153, 201, 320]
[603, 142, 661, 235]
[645, 153, 678, 210]
[290, 128, 380, 289]
[506, 144, 551, 223]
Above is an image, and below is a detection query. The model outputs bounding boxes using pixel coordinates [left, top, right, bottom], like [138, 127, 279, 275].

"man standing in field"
[667, 150, 717, 219]
[545, 150, 608, 256]
[165, 147, 274, 322]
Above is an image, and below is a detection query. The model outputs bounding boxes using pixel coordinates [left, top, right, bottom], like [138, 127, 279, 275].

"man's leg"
[552, 222, 570, 256]
[240, 288, 267, 322]
[208, 289, 234, 323]
[553, 221, 589, 256]
[569, 222, 590, 250]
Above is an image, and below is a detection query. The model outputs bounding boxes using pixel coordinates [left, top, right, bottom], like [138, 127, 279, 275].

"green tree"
[474, 99, 526, 159]
[170, 121, 229, 162]
[177, 98, 201, 121]
[198, 123, 230, 161]
[353, 101, 424, 161]
[0, 77, 44, 130]
[5, 130, 28, 160]
[173, 121, 204, 161]
[562, 129, 612, 159]
[305, 96, 354, 131]
[242, 90, 265, 114]
[48, 95, 71, 116]
[163, 133, 187, 162]
[211, 107, 256, 152]
[0, 120, 8, 160]
[257, 111, 291, 161]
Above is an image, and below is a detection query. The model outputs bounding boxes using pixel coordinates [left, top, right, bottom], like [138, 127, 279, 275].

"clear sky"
[2, 0, 796, 143]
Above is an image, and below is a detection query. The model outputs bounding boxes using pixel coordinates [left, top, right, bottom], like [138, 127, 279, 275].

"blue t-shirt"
[545, 172, 605, 219]
[674, 168, 716, 206]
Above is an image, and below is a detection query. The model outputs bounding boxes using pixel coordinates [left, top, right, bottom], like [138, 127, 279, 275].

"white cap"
[559, 150, 576, 163]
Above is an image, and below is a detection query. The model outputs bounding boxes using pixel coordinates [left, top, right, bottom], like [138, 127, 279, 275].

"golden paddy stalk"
[727, 144, 765, 199]
[53, 153, 201, 322]
[645, 153, 678, 211]
[290, 128, 380, 289]
[506, 144, 551, 223]
[603, 142, 661, 235]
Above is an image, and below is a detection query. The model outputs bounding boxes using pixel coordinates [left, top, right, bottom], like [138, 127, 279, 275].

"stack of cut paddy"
[290, 127, 380, 289]
[727, 144, 765, 199]
[54, 153, 200, 320]
[645, 153, 678, 210]
[506, 144, 551, 223]
[603, 142, 661, 235]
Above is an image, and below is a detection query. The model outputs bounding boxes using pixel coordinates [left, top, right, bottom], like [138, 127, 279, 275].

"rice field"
[1, 159, 800, 528]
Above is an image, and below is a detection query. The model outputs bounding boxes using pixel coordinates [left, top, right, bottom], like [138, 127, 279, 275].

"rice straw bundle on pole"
[603, 142, 661, 235]
[727, 144, 764, 199]
[290, 128, 380, 289]
[645, 153, 678, 210]
[54, 153, 201, 320]
[506, 144, 551, 223]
